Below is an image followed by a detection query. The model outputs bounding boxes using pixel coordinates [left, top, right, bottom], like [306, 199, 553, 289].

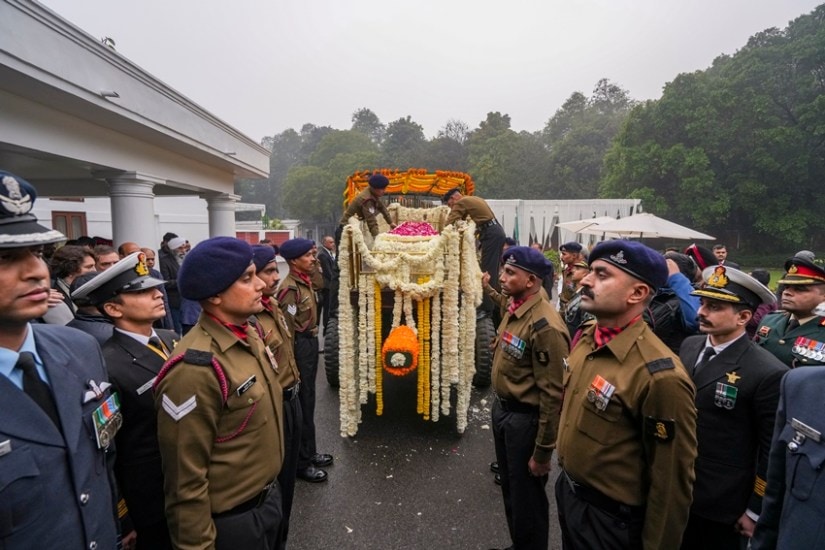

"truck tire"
[472, 314, 495, 387]
[324, 317, 340, 388]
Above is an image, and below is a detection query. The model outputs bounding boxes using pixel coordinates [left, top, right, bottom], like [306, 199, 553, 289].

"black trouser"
[555, 472, 644, 550]
[681, 512, 746, 550]
[276, 391, 303, 550]
[491, 398, 549, 550]
[134, 520, 172, 550]
[480, 223, 506, 316]
[294, 335, 319, 470]
[213, 484, 282, 550]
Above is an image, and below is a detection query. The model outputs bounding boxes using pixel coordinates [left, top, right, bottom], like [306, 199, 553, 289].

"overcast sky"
[40, 0, 822, 143]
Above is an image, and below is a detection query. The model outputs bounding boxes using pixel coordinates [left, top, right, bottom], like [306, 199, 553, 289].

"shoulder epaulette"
[533, 318, 549, 331]
[184, 349, 213, 366]
[646, 357, 675, 374]
[276, 286, 295, 303]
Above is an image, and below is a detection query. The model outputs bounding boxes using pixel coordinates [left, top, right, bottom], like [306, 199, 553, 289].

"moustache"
[581, 287, 595, 300]
[698, 316, 712, 327]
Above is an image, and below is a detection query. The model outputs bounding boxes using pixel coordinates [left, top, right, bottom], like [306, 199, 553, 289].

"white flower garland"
[430, 290, 442, 422]
[338, 226, 361, 437]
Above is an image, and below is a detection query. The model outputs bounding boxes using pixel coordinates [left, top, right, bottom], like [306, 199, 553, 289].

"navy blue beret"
[560, 241, 583, 253]
[280, 238, 314, 260]
[501, 246, 553, 278]
[368, 174, 389, 189]
[589, 240, 668, 290]
[178, 237, 254, 301]
[252, 244, 276, 272]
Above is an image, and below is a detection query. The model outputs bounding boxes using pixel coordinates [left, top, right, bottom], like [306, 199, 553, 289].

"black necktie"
[148, 337, 168, 359]
[16, 352, 61, 428]
[786, 318, 800, 334]
[694, 347, 717, 375]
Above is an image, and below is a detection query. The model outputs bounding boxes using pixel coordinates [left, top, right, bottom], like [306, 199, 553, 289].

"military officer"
[489, 246, 570, 550]
[71, 251, 177, 550]
[754, 255, 825, 367]
[336, 173, 395, 244]
[443, 187, 506, 319]
[680, 266, 788, 549]
[154, 237, 284, 550]
[0, 170, 119, 549]
[252, 244, 303, 549]
[558, 241, 588, 312]
[277, 238, 333, 483]
[555, 240, 698, 550]
[751, 366, 825, 549]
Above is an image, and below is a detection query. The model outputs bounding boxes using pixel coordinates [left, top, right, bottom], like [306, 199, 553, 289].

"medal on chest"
[500, 331, 526, 359]
[714, 382, 738, 410]
[92, 392, 123, 449]
[586, 375, 615, 411]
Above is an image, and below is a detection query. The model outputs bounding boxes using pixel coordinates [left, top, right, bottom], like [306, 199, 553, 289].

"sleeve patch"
[644, 416, 675, 443]
[533, 318, 549, 331]
[646, 357, 675, 374]
[184, 349, 213, 366]
[536, 350, 550, 365]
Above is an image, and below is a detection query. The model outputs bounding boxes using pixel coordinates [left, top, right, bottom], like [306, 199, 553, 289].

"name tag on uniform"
[500, 331, 526, 359]
[791, 418, 821, 442]
[136, 377, 157, 396]
[237, 375, 257, 396]
[93, 393, 123, 449]
[0, 439, 11, 457]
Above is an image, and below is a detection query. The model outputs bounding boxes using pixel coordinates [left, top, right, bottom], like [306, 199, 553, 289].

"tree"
[351, 108, 386, 144]
[381, 116, 427, 168]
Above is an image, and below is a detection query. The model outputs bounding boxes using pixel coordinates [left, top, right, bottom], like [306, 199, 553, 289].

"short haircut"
[712, 244, 727, 251]
[93, 244, 117, 259]
[749, 269, 770, 286]
[50, 245, 94, 279]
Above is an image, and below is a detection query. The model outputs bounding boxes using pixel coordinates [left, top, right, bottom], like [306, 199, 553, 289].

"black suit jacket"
[317, 246, 338, 288]
[680, 334, 788, 524]
[102, 329, 177, 528]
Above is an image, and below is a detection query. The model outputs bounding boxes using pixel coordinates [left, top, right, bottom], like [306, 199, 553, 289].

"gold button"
[778, 340, 786, 345]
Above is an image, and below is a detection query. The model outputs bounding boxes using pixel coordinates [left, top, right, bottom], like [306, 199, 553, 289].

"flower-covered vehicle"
[326, 169, 495, 436]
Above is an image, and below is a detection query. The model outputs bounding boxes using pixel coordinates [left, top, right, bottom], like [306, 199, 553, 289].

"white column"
[106, 172, 164, 249]
[203, 193, 240, 237]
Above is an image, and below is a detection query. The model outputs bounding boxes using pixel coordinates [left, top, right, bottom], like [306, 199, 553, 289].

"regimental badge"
[609, 250, 627, 264]
[788, 265, 799, 275]
[500, 331, 526, 360]
[726, 371, 741, 384]
[135, 253, 150, 277]
[92, 392, 123, 449]
[714, 382, 738, 409]
[536, 350, 550, 365]
[707, 266, 729, 288]
[586, 374, 615, 412]
[644, 416, 675, 443]
[1, 175, 33, 215]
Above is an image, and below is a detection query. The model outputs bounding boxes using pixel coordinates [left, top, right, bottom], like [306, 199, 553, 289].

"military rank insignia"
[714, 382, 738, 410]
[500, 331, 526, 359]
[725, 371, 741, 384]
[757, 325, 771, 338]
[644, 416, 675, 442]
[586, 375, 615, 412]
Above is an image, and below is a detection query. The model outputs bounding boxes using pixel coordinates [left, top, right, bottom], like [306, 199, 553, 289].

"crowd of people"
[2, 167, 824, 550]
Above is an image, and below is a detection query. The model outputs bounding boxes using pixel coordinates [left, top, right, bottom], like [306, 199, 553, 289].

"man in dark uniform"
[154, 237, 284, 550]
[489, 246, 570, 550]
[754, 255, 825, 368]
[317, 235, 338, 330]
[558, 241, 588, 313]
[277, 238, 333, 483]
[336, 173, 395, 246]
[443, 187, 506, 318]
[252, 244, 303, 549]
[555, 240, 698, 550]
[0, 170, 119, 549]
[751, 366, 825, 549]
[680, 266, 787, 549]
[73, 251, 178, 550]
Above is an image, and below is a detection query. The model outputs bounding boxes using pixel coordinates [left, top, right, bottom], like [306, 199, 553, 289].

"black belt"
[478, 219, 499, 230]
[495, 394, 539, 415]
[562, 470, 644, 520]
[212, 479, 278, 518]
[283, 382, 301, 401]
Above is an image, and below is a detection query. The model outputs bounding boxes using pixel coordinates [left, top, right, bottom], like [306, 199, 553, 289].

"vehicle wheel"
[472, 314, 495, 387]
[324, 317, 340, 388]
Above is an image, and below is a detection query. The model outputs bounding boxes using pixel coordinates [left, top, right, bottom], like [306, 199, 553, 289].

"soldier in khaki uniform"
[252, 245, 303, 550]
[558, 241, 588, 313]
[336, 173, 394, 243]
[489, 246, 570, 550]
[154, 237, 284, 550]
[443, 188, 506, 320]
[277, 238, 333, 483]
[555, 240, 698, 550]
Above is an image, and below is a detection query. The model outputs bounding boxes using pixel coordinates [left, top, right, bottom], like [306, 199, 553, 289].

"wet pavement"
[289, 363, 563, 550]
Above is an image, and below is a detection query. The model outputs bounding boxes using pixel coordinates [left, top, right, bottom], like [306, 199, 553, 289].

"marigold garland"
[382, 325, 419, 377]
[344, 169, 475, 206]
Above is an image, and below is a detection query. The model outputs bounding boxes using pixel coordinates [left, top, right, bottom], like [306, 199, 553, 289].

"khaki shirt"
[556, 319, 697, 550]
[339, 187, 393, 237]
[492, 292, 570, 463]
[445, 195, 495, 226]
[154, 313, 284, 550]
[257, 300, 301, 389]
[277, 271, 318, 334]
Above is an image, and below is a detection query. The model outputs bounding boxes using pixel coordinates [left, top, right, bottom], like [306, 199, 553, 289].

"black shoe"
[297, 465, 328, 483]
[494, 473, 501, 486]
[311, 453, 334, 467]
[490, 461, 499, 474]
